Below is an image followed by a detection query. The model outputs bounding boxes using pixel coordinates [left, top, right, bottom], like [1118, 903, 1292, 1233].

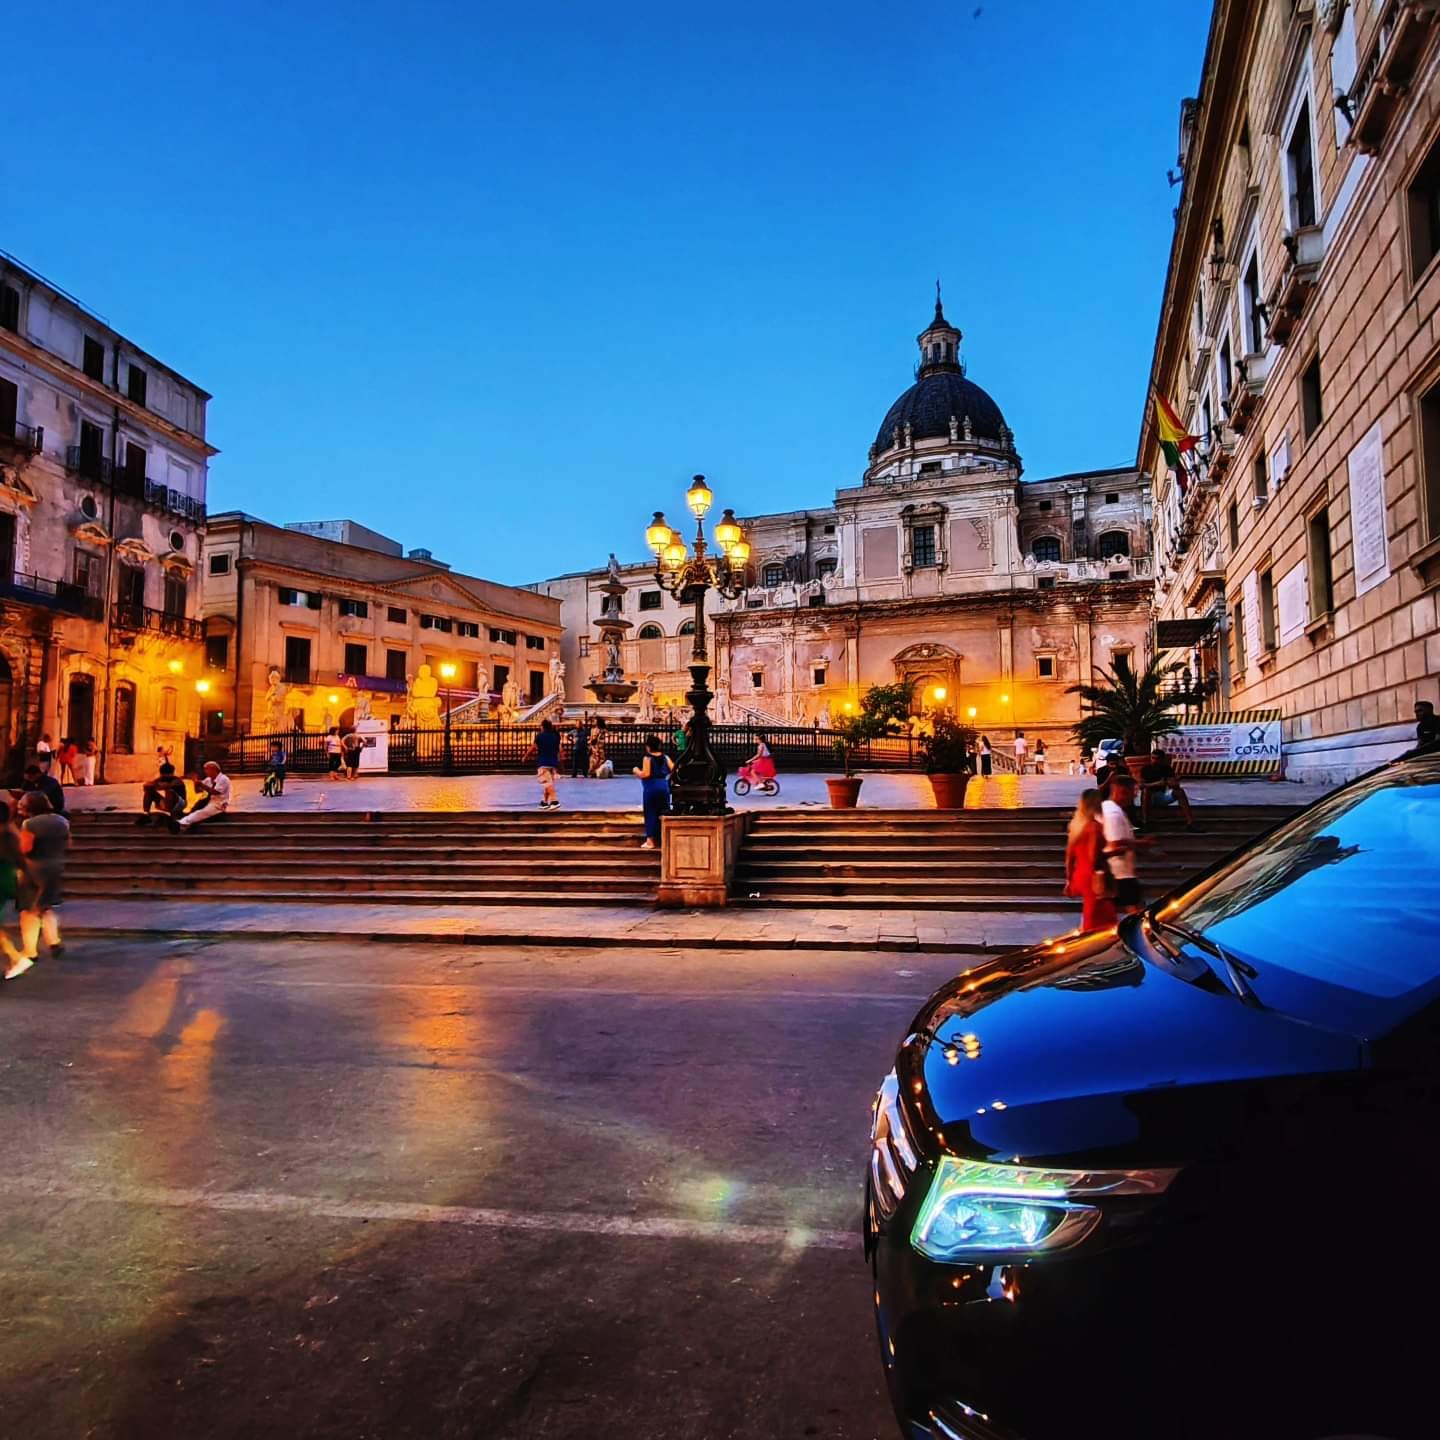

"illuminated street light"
[194, 678, 211, 695]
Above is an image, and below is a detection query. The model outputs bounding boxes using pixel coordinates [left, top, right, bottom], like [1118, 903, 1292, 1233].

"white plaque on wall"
[1270, 433, 1290, 490]
[1347, 422, 1390, 597]
[1278, 561, 1309, 645]
[1242, 570, 1262, 680]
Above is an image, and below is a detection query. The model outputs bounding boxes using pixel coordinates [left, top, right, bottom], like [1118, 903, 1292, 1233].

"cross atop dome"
[916, 281, 962, 377]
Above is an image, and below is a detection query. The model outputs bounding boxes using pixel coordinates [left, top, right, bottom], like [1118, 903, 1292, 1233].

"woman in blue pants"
[633, 735, 672, 850]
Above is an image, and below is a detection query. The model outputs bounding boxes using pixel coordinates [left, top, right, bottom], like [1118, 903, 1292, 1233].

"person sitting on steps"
[137, 762, 188, 826]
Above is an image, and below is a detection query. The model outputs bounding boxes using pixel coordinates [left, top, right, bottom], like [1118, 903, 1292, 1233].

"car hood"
[901, 927, 1364, 1169]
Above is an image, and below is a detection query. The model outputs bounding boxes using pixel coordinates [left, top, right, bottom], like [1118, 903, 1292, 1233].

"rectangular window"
[1105, 492, 1120, 506]
[1308, 506, 1334, 619]
[1227, 499, 1240, 552]
[78, 420, 104, 475]
[0, 377, 15, 438]
[205, 634, 229, 670]
[815, 557, 838, 578]
[529, 670, 545, 703]
[1036, 654, 1056, 679]
[1218, 331, 1233, 402]
[160, 687, 178, 723]
[812, 667, 826, 686]
[386, 648, 407, 682]
[419, 613, 453, 632]
[488, 626, 516, 644]
[493, 663, 510, 691]
[339, 598, 368, 618]
[279, 587, 299, 606]
[284, 635, 312, 684]
[1285, 98, 1317, 230]
[0, 283, 18, 332]
[1300, 352, 1323, 438]
[127, 364, 147, 407]
[1038, 499, 1052, 512]
[208, 552, 231, 576]
[823, 524, 835, 535]
[456, 620, 480, 638]
[344, 642, 368, 676]
[911, 524, 937, 568]
[387, 605, 407, 624]
[1252, 450, 1268, 505]
[1406, 129, 1440, 281]
[73, 549, 102, 596]
[1242, 248, 1264, 354]
[638, 590, 662, 610]
[525, 634, 545, 651]
[751, 671, 764, 690]
[1259, 568, 1277, 651]
[124, 440, 148, 481]
[1420, 373, 1440, 543]
[83, 335, 105, 381]
[578, 637, 590, 658]
[1037, 576, 1055, 590]
[163, 572, 187, 616]
[1232, 599, 1247, 673]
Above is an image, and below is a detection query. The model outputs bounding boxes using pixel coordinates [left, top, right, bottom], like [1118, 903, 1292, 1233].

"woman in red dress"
[1065, 789, 1118, 931]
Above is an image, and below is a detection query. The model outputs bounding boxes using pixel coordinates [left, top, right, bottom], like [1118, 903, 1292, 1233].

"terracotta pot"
[928, 772, 969, 809]
[826, 776, 863, 808]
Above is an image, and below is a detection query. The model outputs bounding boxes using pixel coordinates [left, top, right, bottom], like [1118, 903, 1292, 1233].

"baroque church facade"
[533, 298, 1154, 766]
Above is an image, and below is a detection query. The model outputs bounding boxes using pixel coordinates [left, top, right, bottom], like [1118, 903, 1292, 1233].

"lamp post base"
[670, 662, 730, 817]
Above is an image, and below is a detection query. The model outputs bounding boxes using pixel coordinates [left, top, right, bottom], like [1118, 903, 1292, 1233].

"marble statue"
[817, 701, 831, 729]
[607, 552, 622, 584]
[263, 667, 288, 733]
[355, 689, 373, 722]
[548, 654, 565, 694]
[501, 675, 521, 720]
[604, 630, 622, 676]
[406, 663, 442, 727]
[476, 663, 490, 698]
[636, 673, 655, 723]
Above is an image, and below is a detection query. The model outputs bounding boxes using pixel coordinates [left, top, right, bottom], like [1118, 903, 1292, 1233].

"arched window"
[678, 620, 696, 636]
[762, 563, 785, 588]
[637, 623, 663, 640]
[1098, 530, 1130, 559]
[1031, 536, 1062, 564]
[113, 681, 136, 753]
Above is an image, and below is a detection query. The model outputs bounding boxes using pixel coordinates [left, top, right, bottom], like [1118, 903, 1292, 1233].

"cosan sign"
[1168, 718, 1283, 771]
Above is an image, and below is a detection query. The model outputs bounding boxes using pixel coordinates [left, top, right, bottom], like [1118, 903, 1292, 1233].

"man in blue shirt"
[534, 719, 561, 810]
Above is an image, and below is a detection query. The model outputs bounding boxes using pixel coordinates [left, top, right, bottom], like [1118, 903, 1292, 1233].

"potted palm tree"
[828, 680, 912, 807]
[1067, 654, 1182, 779]
[920, 713, 977, 808]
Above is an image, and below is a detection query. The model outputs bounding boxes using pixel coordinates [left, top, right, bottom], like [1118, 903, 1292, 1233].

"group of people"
[565, 718, 615, 781]
[323, 728, 366, 782]
[528, 719, 672, 846]
[35, 735, 98, 786]
[137, 759, 233, 832]
[1, 762, 71, 982]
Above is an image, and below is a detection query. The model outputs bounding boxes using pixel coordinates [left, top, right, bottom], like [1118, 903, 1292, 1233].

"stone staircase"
[67, 810, 660, 907]
[730, 805, 1301, 910]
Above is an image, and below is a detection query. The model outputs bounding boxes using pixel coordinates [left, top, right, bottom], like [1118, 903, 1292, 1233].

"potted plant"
[920, 713, 977, 809]
[1067, 654, 1181, 780]
[828, 680, 912, 807]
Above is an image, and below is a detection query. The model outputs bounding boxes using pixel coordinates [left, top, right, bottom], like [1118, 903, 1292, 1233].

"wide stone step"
[73, 871, 655, 895]
[72, 887, 658, 908]
[729, 891, 1073, 912]
[71, 841, 652, 862]
[70, 857, 659, 879]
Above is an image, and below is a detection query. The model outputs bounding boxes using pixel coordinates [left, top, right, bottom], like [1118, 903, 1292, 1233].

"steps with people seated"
[730, 805, 1301, 911]
[67, 810, 661, 906]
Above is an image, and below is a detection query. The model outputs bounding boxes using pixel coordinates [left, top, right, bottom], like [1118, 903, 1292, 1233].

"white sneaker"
[4, 956, 34, 981]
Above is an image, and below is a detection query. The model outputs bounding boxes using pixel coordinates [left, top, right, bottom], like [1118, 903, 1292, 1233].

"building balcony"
[1227, 352, 1268, 434]
[0, 573, 104, 618]
[0, 421, 43, 457]
[1267, 225, 1324, 346]
[1204, 432, 1237, 485]
[144, 477, 206, 523]
[112, 602, 203, 641]
[65, 446, 112, 483]
[62, 448, 206, 522]
[1346, 0, 1439, 156]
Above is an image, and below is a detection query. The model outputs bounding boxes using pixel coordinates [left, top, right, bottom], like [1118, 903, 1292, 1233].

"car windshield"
[1156, 759, 1440, 1003]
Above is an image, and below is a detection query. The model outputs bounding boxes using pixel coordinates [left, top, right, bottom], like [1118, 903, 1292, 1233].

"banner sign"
[1167, 710, 1283, 776]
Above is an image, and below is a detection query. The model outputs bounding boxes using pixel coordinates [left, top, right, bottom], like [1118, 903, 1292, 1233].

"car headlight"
[870, 1070, 918, 1218]
[911, 1156, 1177, 1262]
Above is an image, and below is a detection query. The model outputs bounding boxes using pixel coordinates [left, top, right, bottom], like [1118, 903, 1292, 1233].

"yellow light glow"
[167, 659, 184, 674]
[439, 662, 457, 681]
[194, 678, 211, 695]
[662, 540, 687, 571]
[932, 685, 947, 702]
[328, 693, 339, 705]
[686, 474, 713, 518]
[842, 701, 854, 714]
[728, 536, 751, 566]
[713, 507, 741, 550]
[645, 511, 673, 554]
[1000, 693, 1010, 704]
[967, 706, 977, 718]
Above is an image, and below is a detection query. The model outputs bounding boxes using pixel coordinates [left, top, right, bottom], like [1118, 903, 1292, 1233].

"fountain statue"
[585, 565, 638, 705]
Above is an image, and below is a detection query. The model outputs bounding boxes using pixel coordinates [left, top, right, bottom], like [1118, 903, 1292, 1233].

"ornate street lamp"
[644, 474, 750, 814]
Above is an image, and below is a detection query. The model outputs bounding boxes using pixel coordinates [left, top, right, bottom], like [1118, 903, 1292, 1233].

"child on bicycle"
[737, 736, 776, 789]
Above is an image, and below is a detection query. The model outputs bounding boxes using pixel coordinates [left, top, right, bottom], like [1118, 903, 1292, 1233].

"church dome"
[871, 291, 1011, 456]
[873, 370, 1008, 453]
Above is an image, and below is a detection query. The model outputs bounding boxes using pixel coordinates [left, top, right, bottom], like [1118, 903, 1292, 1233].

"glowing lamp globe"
[933, 686, 947, 703]
[727, 536, 751, 566]
[713, 508, 741, 551]
[662, 540, 687, 571]
[685, 474, 713, 518]
[645, 512, 673, 554]
[439, 662, 457, 682]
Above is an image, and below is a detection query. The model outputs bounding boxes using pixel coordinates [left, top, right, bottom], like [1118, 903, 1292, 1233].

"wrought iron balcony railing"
[112, 602, 203, 640]
[0, 573, 104, 618]
[0, 421, 43, 454]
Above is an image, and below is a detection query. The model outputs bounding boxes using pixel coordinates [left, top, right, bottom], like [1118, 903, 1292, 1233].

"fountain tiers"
[584, 574, 639, 706]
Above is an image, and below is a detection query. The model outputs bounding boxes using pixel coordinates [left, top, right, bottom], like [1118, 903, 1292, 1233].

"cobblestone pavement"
[63, 769, 1332, 815]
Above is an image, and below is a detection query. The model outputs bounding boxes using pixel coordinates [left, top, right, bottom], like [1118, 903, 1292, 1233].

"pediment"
[892, 642, 960, 663]
[377, 571, 485, 609]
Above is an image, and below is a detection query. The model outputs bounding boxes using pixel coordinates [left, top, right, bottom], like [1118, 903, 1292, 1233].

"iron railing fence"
[210, 722, 936, 775]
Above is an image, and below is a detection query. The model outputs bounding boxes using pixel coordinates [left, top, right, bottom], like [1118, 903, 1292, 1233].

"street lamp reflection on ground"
[643, 474, 750, 815]
[439, 662, 457, 774]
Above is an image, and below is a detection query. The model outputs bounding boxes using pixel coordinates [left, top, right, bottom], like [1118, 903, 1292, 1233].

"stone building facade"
[199, 514, 562, 733]
[0, 254, 214, 782]
[534, 298, 1154, 763]
[1143, 0, 1440, 782]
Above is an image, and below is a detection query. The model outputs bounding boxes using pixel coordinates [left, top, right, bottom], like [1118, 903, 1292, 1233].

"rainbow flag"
[1155, 394, 1197, 473]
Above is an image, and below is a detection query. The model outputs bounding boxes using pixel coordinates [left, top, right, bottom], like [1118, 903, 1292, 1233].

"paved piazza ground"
[0, 936, 958, 1438]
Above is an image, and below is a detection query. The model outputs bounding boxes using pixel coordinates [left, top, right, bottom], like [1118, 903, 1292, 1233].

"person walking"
[1064, 789, 1117, 932]
[56, 738, 79, 786]
[1034, 738, 1048, 775]
[342, 729, 364, 780]
[0, 801, 29, 980]
[324, 727, 344, 779]
[176, 761, 232, 831]
[1013, 730, 1028, 773]
[633, 734, 672, 850]
[571, 718, 591, 779]
[1101, 771, 1153, 915]
[10, 791, 69, 972]
[978, 735, 993, 777]
[534, 718, 562, 809]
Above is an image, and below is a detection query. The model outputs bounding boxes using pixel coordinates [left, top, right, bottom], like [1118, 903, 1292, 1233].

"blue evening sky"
[13, 1, 1209, 584]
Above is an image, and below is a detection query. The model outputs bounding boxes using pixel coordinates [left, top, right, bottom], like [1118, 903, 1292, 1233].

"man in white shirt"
[177, 761, 232, 830]
[1013, 731, 1028, 772]
[1101, 770, 1151, 913]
